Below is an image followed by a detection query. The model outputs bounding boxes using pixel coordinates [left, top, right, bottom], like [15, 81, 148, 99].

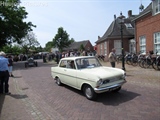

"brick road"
[0, 59, 160, 120]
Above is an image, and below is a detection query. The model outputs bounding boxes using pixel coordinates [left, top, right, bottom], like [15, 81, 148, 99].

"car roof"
[61, 56, 95, 61]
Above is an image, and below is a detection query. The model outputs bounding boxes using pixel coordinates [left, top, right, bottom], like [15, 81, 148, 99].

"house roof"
[132, 2, 152, 21]
[95, 16, 135, 43]
[63, 40, 91, 51]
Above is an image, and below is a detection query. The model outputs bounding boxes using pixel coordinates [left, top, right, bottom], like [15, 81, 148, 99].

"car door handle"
[64, 69, 66, 71]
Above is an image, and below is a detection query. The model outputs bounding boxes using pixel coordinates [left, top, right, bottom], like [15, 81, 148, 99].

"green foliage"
[52, 27, 74, 52]
[79, 44, 85, 51]
[34, 46, 43, 53]
[0, 44, 43, 55]
[70, 38, 75, 43]
[0, 44, 22, 55]
[11, 45, 22, 54]
[45, 41, 53, 52]
[0, 45, 12, 53]
[0, 0, 36, 47]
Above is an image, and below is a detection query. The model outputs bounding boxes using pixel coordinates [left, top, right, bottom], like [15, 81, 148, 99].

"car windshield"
[75, 57, 102, 69]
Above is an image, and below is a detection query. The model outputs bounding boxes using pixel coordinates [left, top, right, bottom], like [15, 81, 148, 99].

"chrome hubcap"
[85, 87, 92, 98]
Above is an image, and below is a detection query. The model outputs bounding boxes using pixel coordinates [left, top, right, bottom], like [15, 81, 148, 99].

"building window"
[153, 0, 160, 14]
[125, 23, 133, 29]
[100, 43, 103, 55]
[104, 41, 107, 55]
[154, 32, 160, 55]
[139, 36, 146, 54]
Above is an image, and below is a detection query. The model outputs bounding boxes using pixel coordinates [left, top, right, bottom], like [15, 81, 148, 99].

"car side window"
[75, 59, 88, 69]
[66, 60, 76, 69]
[76, 58, 100, 69]
[59, 60, 67, 68]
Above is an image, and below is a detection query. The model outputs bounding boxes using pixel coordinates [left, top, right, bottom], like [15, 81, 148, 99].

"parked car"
[51, 56, 126, 100]
[25, 57, 38, 68]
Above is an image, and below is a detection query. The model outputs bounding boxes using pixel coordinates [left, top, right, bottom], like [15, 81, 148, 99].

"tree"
[52, 27, 74, 52]
[35, 46, 43, 53]
[20, 32, 40, 54]
[70, 38, 75, 43]
[79, 44, 85, 51]
[0, 0, 35, 47]
[0, 45, 12, 54]
[0, 44, 22, 55]
[45, 41, 54, 52]
[11, 45, 22, 55]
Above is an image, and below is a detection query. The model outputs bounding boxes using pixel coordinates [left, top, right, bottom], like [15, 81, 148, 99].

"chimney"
[128, 10, 132, 18]
[114, 14, 116, 20]
[98, 36, 101, 39]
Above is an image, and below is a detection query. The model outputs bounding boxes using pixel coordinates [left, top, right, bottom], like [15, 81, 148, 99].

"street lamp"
[118, 12, 126, 71]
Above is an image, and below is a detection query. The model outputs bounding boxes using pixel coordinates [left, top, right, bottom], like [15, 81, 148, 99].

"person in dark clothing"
[0, 51, 11, 95]
[42, 54, 47, 63]
[56, 52, 59, 64]
[8, 55, 14, 77]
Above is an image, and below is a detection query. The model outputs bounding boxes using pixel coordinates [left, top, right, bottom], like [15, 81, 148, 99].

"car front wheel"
[83, 85, 97, 100]
[55, 78, 62, 86]
[25, 63, 28, 68]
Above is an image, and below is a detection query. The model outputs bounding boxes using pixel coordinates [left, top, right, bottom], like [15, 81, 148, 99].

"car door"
[63, 60, 77, 88]
[58, 60, 68, 84]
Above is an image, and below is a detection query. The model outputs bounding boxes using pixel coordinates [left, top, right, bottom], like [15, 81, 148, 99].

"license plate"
[109, 87, 118, 91]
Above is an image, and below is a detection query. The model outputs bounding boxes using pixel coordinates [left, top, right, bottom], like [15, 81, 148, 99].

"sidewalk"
[0, 74, 35, 120]
[0, 67, 64, 120]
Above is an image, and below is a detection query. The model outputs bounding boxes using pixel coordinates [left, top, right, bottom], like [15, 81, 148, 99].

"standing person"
[108, 48, 117, 68]
[8, 55, 14, 77]
[0, 51, 11, 94]
[56, 52, 59, 64]
[81, 50, 87, 56]
[42, 54, 47, 63]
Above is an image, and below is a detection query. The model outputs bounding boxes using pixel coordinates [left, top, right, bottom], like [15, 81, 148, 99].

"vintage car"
[51, 56, 126, 100]
[25, 57, 38, 68]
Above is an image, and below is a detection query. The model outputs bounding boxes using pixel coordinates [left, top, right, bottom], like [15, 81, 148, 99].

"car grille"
[103, 75, 123, 84]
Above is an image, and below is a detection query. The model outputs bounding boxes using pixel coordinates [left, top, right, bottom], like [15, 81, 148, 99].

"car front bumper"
[94, 80, 126, 93]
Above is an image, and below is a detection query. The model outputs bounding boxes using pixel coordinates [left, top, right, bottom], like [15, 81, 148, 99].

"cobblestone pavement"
[0, 59, 160, 120]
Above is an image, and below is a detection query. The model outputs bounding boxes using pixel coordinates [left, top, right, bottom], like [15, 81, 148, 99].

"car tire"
[25, 63, 28, 68]
[83, 85, 97, 100]
[35, 62, 38, 67]
[56, 78, 62, 86]
[112, 87, 121, 92]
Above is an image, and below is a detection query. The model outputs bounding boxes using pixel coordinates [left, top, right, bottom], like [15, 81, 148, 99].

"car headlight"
[121, 73, 126, 80]
[96, 79, 103, 87]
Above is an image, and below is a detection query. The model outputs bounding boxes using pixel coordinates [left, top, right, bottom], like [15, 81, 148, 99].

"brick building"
[95, 11, 136, 61]
[63, 40, 93, 52]
[132, 0, 160, 55]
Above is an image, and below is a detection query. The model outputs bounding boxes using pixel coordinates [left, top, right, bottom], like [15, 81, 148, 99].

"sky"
[21, 0, 151, 47]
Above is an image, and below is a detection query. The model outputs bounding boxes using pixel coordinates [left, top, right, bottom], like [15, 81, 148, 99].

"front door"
[63, 60, 77, 87]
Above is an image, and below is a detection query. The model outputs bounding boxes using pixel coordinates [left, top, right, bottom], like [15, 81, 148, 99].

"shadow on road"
[0, 95, 5, 117]
[60, 85, 140, 106]
[8, 94, 28, 99]
[97, 89, 141, 106]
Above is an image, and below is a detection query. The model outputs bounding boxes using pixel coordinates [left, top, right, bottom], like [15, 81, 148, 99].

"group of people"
[55, 50, 88, 64]
[0, 51, 14, 95]
[55, 49, 117, 68]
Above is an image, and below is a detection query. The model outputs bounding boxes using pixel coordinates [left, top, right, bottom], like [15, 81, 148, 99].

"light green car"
[51, 56, 126, 100]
